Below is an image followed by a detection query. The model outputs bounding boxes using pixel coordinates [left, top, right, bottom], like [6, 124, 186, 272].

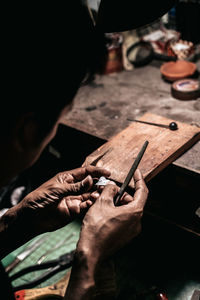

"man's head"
[0, 1, 107, 186]
[0, 0, 176, 187]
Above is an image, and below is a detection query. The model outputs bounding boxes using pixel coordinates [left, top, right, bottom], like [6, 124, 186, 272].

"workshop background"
[1, 1, 200, 299]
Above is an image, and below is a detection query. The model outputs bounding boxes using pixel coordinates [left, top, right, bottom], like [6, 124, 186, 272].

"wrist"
[65, 247, 99, 299]
[73, 247, 98, 280]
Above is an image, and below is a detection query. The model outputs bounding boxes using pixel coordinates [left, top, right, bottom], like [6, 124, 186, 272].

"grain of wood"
[83, 113, 200, 189]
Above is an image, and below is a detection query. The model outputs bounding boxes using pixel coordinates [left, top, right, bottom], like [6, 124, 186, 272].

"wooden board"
[82, 113, 200, 189]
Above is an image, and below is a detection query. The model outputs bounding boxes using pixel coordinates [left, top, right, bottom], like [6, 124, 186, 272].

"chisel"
[6, 235, 48, 273]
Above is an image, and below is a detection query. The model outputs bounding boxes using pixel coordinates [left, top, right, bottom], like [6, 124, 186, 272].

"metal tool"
[37, 233, 75, 264]
[114, 140, 149, 205]
[127, 118, 178, 131]
[11, 250, 75, 292]
[5, 234, 49, 273]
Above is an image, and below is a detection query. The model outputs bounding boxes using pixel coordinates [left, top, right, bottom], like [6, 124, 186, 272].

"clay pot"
[160, 60, 196, 82]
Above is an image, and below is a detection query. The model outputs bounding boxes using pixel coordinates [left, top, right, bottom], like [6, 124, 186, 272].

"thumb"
[64, 175, 93, 196]
[98, 184, 118, 207]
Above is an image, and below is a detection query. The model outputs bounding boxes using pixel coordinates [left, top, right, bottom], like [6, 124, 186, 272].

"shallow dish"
[160, 60, 196, 82]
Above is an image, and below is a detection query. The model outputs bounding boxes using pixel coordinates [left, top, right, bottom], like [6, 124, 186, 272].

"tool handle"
[5, 258, 21, 273]
[14, 271, 71, 299]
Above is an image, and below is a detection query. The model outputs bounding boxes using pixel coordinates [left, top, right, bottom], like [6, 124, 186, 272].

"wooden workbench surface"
[61, 62, 200, 174]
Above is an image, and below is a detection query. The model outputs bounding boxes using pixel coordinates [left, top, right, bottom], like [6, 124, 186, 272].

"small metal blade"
[17, 235, 49, 261]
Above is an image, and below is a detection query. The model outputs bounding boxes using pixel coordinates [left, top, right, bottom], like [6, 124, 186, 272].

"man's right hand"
[65, 169, 148, 300]
[77, 169, 148, 263]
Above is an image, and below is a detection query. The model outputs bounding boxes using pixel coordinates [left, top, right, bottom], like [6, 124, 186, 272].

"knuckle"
[70, 183, 81, 193]
[85, 165, 93, 173]
[57, 172, 72, 183]
[56, 172, 65, 182]
[104, 184, 117, 194]
[100, 193, 112, 203]
[57, 171, 64, 178]
[100, 194, 107, 202]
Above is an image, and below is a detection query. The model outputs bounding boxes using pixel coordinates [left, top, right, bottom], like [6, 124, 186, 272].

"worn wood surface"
[61, 63, 200, 174]
[83, 113, 200, 189]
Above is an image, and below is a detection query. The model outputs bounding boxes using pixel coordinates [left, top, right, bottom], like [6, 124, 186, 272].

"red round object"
[160, 60, 196, 82]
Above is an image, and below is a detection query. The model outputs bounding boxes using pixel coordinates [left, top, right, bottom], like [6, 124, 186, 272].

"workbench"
[59, 61, 200, 298]
[3, 61, 199, 299]
[61, 62, 200, 175]
[60, 60, 200, 233]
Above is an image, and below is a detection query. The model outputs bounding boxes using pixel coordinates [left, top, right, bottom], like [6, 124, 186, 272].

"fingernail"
[82, 175, 92, 187]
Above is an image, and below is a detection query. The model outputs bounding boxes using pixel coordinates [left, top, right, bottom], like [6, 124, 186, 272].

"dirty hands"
[65, 169, 148, 300]
[0, 166, 110, 259]
[77, 169, 148, 263]
[19, 166, 110, 235]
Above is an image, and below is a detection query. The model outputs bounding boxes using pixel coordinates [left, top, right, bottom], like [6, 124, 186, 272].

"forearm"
[64, 249, 98, 300]
[0, 204, 36, 259]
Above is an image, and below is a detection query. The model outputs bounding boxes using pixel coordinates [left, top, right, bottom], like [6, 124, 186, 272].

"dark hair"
[1, 1, 107, 139]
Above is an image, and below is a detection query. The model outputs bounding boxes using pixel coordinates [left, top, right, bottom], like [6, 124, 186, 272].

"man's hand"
[65, 169, 148, 300]
[0, 166, 110, 258]
[77, 169, 148, 262]
[20, 166, 111, 234]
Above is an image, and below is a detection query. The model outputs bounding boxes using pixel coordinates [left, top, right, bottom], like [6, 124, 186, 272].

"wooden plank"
[82, 113, 200, 189]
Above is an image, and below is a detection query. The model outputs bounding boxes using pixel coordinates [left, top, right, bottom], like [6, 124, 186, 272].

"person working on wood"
[0, 1, 175, 299]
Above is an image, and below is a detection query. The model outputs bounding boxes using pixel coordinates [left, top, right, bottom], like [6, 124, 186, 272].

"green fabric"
[1, 218, 199, 299]
[2, 220, 81, 288]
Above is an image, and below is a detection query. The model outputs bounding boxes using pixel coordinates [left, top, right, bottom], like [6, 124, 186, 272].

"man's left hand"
[20, 166, 110, 234]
